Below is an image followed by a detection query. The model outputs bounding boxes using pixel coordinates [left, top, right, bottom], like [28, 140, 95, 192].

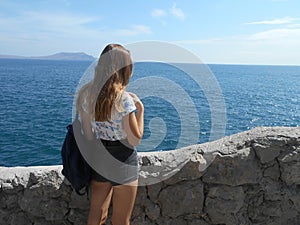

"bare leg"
[111, 180, 138, 225]
[99, 188, 113, 225]
[87, 180, 112, 225]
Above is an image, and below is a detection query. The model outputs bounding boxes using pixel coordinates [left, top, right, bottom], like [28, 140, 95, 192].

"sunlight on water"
[0, 60, 299, 166]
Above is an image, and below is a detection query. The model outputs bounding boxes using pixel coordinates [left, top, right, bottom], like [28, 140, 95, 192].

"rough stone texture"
[0, 126, 299, 225]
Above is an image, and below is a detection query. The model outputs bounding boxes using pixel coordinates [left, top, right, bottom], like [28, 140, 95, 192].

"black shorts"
[91, 139, 138, 186]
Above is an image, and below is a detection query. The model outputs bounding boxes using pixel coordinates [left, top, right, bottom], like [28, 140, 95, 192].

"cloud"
[62, 0, 71, 6]
[175, 27, 300, 65]
[176, 38, 223, 45]
[0, 10, 100, 36]
[151, 9, 166, 18]
[245, 17, 300, 25]
[115, 25, 152, 36]
[170, 3, 185, 20]
[287, 23, 300, 28]
[0, 10, 151, 56]
[0, 10, 107, 56]
[151, 3, 185, 24]
[247, 28, 300, 40]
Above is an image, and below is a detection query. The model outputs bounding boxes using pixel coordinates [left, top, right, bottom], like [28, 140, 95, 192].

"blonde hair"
[76, 44, 133, 122]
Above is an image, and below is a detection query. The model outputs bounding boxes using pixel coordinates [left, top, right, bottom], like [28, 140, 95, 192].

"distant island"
[0, 52, 96, 61]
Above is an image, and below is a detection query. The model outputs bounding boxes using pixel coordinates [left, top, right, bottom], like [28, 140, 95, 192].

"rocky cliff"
[0, 127, 299, 225]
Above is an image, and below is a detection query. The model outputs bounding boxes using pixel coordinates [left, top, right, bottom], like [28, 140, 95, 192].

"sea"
[0, 59, 299, 166]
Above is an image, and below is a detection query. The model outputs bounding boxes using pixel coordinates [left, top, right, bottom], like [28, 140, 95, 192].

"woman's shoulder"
[121, 91, 136, 114]
[122, 91, 131, 98]
[121, 91, 134, 102]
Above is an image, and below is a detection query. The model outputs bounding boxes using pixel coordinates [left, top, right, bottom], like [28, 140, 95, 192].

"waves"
[0, 59, 299, 166]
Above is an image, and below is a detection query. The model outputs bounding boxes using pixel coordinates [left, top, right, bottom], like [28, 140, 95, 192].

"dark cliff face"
[0, 126, 299, 225]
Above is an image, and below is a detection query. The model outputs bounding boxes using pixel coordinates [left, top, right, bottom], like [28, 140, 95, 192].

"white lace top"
[83, 91, 136, 141]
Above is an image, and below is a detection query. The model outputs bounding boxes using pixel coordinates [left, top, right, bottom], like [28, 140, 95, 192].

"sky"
[1, 0, 300, 65]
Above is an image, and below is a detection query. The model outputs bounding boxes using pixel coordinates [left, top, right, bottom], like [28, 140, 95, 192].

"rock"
[278, 147, 300, 185]
[0, 127, 299, 225]
[263, 162, 280, 180]
[68, 208, 89, 225]
[131, 214, 153, 225]
[131, 205, 144, 222]
[9, 212, 31, 225]
[164, 152, 206, 185]
[282, 185, 300, 213]
[19, 190, 68, 220]
[4, 194, 18, 209]
[43, 199, 69, 221]
[135, 186, 147, 205]
[252, 142, 281, 163]
[202, 148, 262, 186]
[158, 180, 204, 218]
[156, 216, 188, 225]
[147, 182, 163, 202]
[69, 189, 90, 209]
[261, 200, 282, 217]
[188, 219, 210, 225]
[205, 185, 245, 224]
[263, 178, 282, 201]
[144, 198, 160, 220]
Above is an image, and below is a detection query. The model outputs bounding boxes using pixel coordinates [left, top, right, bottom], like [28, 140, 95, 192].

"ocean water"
[0, 59, 299, 166]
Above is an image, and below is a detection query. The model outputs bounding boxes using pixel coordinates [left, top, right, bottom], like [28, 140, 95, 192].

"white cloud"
[151, 9, 166, 18]
[151, 3, 185, 24]
[115, 25, 152, 36]
[0, 10, 152, 56]
[170, 3, 185, 20]
[62, 0, 71, 6]
[247, 28, 300, 40]
[0, 11, 104, 56]
[245, 17, 300, 25]
[175, 27, 300, 65]
[176, 38, 223, 45]
[0, 10, 100, 36]
[287, 23, 300, 28]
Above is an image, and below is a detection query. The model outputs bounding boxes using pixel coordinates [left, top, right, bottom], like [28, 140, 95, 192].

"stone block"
[263, 162, 280, 180]
[205, 185, 245, 224]
[158, 180, 204, 218]
[144, 198, 160, 221]
[164, 154, 206, 185]
[68, 208, 89, 225]
[9, 211, 31, 225]
[135, 186, 147, 205]
[278, 147, 300, 185]
[202, 148, 262, 186]
[252, 142, 281, 163]
[156, 216, 187, 225]
[69, 189, 90, 209]
[147, 182, 163, 202]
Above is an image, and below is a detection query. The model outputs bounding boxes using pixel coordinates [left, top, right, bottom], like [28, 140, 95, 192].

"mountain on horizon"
[0, 52, 96, 61]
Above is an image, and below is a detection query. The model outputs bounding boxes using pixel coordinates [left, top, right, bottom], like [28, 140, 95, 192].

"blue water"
[0, 59, 299, 166]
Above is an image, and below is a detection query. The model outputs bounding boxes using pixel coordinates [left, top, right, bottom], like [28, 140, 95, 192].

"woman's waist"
[99, 139, 135, 162]
[100, 138, 127, 145]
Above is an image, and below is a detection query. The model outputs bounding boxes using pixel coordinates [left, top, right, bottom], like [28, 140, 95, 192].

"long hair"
[76, 44, 133, 122]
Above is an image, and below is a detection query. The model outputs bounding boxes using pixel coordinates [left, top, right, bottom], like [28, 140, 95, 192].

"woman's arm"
[123, 93, 144, 146]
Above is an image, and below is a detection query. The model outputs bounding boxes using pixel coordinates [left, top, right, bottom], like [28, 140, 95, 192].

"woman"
[76, 44, 144, 225]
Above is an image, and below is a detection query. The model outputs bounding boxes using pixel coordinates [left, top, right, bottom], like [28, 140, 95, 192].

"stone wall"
[0, 127, 299, 225]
